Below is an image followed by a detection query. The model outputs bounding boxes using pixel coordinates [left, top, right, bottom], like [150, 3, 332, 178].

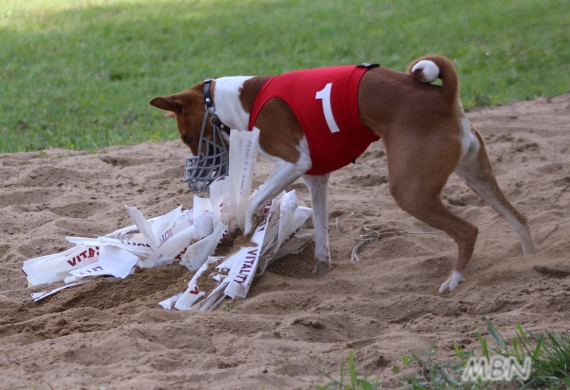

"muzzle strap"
[203, 79, 231, 136]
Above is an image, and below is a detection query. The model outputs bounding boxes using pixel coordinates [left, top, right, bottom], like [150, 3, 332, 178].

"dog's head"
[149, 82, 212, 157]
[149, 82, 229, 192]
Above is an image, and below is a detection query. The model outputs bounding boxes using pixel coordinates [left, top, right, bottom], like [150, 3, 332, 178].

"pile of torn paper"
[22, 129, 314, 311]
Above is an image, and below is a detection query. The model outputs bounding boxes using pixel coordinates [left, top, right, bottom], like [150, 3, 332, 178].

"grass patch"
[1, 0, 570, 152]
[315, 350, 381, 390]
[316, 318, 570, 389]
[399, 318, 570, 389]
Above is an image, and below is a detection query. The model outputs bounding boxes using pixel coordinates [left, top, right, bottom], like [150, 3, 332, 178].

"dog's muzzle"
[184, 79, 231, 192]
[184, 110, 229, 192]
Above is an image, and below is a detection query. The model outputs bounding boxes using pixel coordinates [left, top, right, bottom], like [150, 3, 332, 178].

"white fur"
[245, 137, 313, 235]
[212, 77, 253, 130]
[302, 174, 331, 269]
[459, 117, 480, 160]
[439, 270, 465, 292]
[411, 60, 440, 83]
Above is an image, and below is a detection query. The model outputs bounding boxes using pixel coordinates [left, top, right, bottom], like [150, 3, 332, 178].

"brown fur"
[239, 76, 272, 114]
[149, 82, 212, 153]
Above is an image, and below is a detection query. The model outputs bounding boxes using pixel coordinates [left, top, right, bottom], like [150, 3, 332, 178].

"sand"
[1, 95, 569, 389]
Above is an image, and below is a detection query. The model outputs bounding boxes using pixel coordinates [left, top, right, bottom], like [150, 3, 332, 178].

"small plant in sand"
[315, 350, 381, 390]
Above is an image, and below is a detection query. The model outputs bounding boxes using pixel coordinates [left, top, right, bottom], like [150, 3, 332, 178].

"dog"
[149, 55, 536, 292]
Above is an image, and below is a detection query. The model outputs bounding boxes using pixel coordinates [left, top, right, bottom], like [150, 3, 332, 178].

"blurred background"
[0, 0, 568, 152]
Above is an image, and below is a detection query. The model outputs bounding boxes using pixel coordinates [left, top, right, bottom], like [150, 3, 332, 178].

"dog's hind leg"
[454, 118, 536, 255]
[386, 131, 478, 292]
[392, 189, 478, 292]
[302, 174, 331, 277]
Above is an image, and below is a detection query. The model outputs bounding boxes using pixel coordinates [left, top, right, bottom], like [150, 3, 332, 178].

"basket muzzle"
[183, 79, 230, 192]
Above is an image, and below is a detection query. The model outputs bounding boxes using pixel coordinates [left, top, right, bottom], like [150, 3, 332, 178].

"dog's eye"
[182, 135, 193, 145]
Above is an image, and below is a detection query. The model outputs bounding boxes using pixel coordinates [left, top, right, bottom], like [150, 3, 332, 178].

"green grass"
[316, 350, 381, 390]
[397, 319, 570, 389]
[315, 318, 570, 390]
[1, 0, 569, 152]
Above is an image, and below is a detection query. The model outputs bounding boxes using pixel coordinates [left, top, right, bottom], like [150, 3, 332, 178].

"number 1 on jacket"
[315, 83, 340, 133]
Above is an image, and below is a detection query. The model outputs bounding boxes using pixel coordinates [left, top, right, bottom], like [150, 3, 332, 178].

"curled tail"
[407, 55, 459, 103]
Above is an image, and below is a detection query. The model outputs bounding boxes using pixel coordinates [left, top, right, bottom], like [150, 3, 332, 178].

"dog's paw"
[439, 271, 465, 293]
[312, 260, 330, 278]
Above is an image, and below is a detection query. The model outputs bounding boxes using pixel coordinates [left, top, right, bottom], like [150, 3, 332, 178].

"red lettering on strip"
[161, 227, 174, 244]
[189, 286, 200, 294]
[120, 240, 151, 248]
[67, 256, 79, 267]
[233, 274, 247, 285]
[174, 247, 188, 261]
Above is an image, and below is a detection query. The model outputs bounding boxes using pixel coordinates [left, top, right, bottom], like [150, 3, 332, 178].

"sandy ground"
[1, 95, 570, 390]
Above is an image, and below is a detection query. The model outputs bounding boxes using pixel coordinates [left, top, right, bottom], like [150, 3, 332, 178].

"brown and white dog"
[149, 55, 536, 292]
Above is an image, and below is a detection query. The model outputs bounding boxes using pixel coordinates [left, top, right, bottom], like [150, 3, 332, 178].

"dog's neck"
[211, 77, 254, 131]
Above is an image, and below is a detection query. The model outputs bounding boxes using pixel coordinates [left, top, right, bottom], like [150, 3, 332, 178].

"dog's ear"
[165, 111, 176, 118]
[149, 96, 182, 114]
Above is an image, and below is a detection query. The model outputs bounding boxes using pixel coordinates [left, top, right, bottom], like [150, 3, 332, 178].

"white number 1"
[315, 83, 340, 133]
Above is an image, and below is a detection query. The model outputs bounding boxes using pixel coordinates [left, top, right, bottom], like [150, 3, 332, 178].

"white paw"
[439, 271, 466, 293]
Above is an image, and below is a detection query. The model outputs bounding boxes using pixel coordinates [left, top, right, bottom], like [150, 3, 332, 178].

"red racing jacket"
[248, 65, 380, 175]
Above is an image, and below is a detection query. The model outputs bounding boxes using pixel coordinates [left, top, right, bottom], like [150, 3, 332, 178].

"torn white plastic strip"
[22, 246, 100, 286]
[98, 246, 139, 278]
[106, 208, 193, 240]
[173, 256, 214, 310]
[125, 205, 157, 250]
[209, 176, 228, 220]
[149, 205, 182, 246]
[224, 199, 278, 299]
[160, 256, 222, 311]
[31, 278, 98, 302]
[193, 196, 213, 239]
[65, 262, 109, 282]
[273, 229, 314, 261]
[173, 284, 205, 310]
[137, 225, 195, 268]
[190, 280, 229, 311]
[67, 236, 152, 257]
[226, 128, 260, 231]
[180, 221, 227, 271]
[159, 293, 183, 310]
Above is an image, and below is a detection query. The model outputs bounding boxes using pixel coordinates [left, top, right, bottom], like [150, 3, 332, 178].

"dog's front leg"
[245, 156, 311, 235]
[302, 174, 331, 277]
